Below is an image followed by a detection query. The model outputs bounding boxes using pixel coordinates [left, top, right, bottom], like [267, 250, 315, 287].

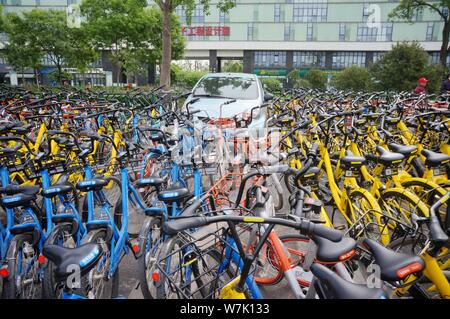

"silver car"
[183, 72, 273, 128]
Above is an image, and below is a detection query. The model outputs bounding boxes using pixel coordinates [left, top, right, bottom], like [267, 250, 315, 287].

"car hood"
[185, 97, 260, 118]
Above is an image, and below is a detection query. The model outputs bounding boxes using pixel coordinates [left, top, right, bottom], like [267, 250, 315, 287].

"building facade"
[0, 0, 447, 82]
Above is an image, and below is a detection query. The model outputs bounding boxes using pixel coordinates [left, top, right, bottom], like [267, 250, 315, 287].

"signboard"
[181, 26, 230, 37]
[254, 69, 287, 77]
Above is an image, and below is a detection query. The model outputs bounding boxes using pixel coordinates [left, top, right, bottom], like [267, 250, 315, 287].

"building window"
[42, 54, 57, 66]
[274, 4, 281, 22]
[426, 22, 434, 41]
[339, 23, 346, 41]
[357, 23, 392, 41]
[293, 51, 326, 68]
[332, 52, 366, 69]
[372, 51, 384, 63]
[192, 5, 205, 23]
[219, 12, 229, 41]
[306, 23, 314, 41]
[429, 52, 450, 65]
[293, 0, 328, 23]
[247, 23, 255, 41]
[254, 51, 287, 68]
[90, 57, 102, 68]
[175, 6, 186, 24]
[219, 11, 229, 24]
[284, 24, 291, 41]
[176, 5, 204, 24]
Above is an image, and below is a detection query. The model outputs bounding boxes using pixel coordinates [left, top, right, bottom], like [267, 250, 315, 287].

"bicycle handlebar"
[162, 215, 343, 242]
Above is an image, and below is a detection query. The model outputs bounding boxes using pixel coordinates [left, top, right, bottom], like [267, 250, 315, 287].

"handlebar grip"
[311, 224, 343, 242]
[162, 216, 208, 235]
[258, 164, 290, 175]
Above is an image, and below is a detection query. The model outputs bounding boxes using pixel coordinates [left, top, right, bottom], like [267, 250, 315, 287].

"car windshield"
[193, 76, 259, 100]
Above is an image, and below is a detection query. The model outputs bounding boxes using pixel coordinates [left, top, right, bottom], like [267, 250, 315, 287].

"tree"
[222, 61, 243, 72]
[423, 64, 448, 94]
[64, 27, 99, 86]
[370, 42, 428, 92]
[155, 0, 235, 88]
[305, 68, 327, 89]
[3, 13, 43, 85]
[332, 66, 373, 91]
[81, 0, 184, 85]
[390, 1, 450, 67]
[3, 9, 97, 85]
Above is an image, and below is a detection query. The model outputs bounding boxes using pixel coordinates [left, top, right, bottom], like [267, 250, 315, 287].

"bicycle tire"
[80, 228, 118, 299]
[254, 234, 311, 286]
[138, 216, 163, 299]
[42, 222, 77, 299]
[2, 233, 40, 299]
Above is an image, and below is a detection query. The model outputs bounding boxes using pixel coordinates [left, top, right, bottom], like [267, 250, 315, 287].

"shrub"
[222, 61, 243, 72]
[305, 68, 327, 89]
[422, 64, 449, 94]
[171, 64, 207, 89]
[260, 77, 282, 92]
[332, 66, 372, 91]
[294, 78, 311, 89]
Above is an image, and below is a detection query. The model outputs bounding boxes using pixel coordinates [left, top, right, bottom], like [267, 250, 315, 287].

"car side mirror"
[264, 92, 274, 101]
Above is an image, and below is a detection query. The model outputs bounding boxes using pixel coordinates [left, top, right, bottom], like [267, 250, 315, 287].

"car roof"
[201, 72, 258, 79]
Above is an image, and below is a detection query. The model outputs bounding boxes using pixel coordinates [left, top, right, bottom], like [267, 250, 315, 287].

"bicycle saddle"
[137, 176, 166, 188]
[362, 238, 425, 282]
[1, 193, 37, 209]
[43, 243, 103, 282]
[311, 263, 388, 299]
[376, 146, 404, 166]
[313, 235, 356, 263]
[0, 184, 40, 196]
[340, 150, 366, 168]
[421, 149, 450, 167]
[387, 143, 418, 158]
[76, 178, 109, 192]
[158, 185, 190, 203]
[42, 184, 73, 198]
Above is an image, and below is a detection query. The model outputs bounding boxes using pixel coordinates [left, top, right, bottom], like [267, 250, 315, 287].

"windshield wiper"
[192, 94, 232, 99]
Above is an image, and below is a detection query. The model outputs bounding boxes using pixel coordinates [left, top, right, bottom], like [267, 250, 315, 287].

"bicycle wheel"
[379, 188, 430, 225]
[138, 216, 163, 299]
[42, 223, 78, 299]
[2, 233, 41, 299]
[155, 236, 221, 299]
[254, 234, 312, 286]
[347, 189, 381, 225]
[81, 228, 118, 299]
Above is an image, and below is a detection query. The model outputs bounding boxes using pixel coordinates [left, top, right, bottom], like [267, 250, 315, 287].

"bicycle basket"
[155, 225, 254, 299]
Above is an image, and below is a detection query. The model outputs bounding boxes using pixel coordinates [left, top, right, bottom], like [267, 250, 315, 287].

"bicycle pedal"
[334, 224, 347, 231]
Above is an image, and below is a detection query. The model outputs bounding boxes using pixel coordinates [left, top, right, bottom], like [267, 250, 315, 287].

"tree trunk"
[160, 6, 172, 88]
[441, 20, 450, 67]
[34, 69, 39, 88]
[57, 65, 63, 86]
